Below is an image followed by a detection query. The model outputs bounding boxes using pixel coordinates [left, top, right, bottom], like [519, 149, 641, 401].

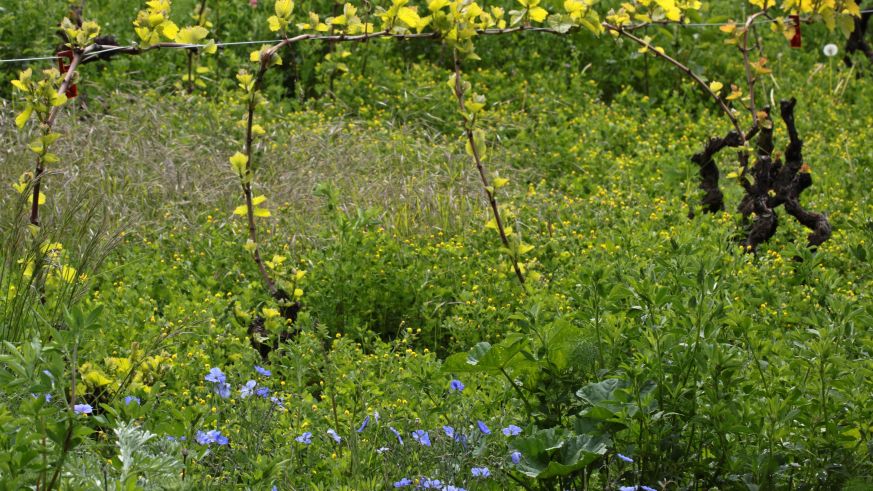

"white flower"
[823, 44, 838, 57]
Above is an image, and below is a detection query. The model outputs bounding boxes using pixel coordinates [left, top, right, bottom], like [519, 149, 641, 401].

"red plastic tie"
[56, 50, 78, 98]
[789, 15, 802, 48]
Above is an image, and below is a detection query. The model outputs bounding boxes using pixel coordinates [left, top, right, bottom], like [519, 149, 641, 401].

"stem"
[452, 51, 525, 286]
[30, 51, 81, 226]
[740, 12, 767, 129]
[186, 50, 194, 94]
[499, 366, 533, 417]
[47, 340, 78, 490]
[240, 57, 279, 297]
[604, 24, 743, 139]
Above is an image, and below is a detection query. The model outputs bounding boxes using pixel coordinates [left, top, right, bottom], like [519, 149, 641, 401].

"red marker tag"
[790, 15, 802, 48]
[56, 50, 78, 98]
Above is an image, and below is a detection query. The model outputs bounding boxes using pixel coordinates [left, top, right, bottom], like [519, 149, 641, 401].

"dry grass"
[1, 91, 515, 243]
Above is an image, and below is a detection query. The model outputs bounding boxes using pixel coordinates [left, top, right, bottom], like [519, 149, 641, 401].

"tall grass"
[0, 178, 119, 342]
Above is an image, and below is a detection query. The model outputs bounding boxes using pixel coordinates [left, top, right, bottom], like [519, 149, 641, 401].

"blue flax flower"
[73, 404, 92, 415]
[617, 453, 634, 463]
[255, 386, 270, 398]
[449, 379, 465, 392]
[389, 426, 403, 445]
[327, 428, 342, 443]
[412, 430, 431, 447]
[215, 382, 231, 398]
[392, 477, 412, 488]
[502, 424, 521, 436]
[196, 429, 228, 445]
[204, 367, 226, 384]
[254, 365, 271, 377]
[124, 395, 140, 406]
[295, 432, 312, 445]
[419, 478, 442, 489]
[510, 451, 522, 464]
[443, 487, 466, 491]
[357, 415, 370, 433]
[240, 380, 257, 398]
[471, 467, 491, 478]
[477, 420, 491, 435]
[443, 425, 455, 438]
[619, 487, 656, 491]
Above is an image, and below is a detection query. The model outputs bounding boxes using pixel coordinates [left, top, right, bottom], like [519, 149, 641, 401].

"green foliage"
[1, 0, 873, 488]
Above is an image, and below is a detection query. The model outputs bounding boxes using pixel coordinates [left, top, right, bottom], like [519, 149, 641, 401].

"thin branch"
[452, 51, 525, 286]
[30, 50, 82, 226]
[603, 23, 743, 138]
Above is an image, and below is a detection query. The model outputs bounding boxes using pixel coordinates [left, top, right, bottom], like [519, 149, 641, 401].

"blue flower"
[124, 395, 140, 406]
[44, 393, 52, 402]
[477, 420, 491, 435]
[256, 386, 270, 398]
[255, 365, 271, 377]
[204, 367, 226, 384]
[166, 436, 176, 442]
[619, 487, 655, 491]
[215, 382, 231, 398]
[240, 380, 257, 398]
[471, 467, 491, 478]
[295, 432, 312, 445]
[270, 396, 285, 409]
[412, 430, 431, 447]
[443, 487, 466, 491]
[357, 415, 370, 433]
[641, 487, 656, 491]
[419, 478, 442, 489]
[73, 403, 92, 415]
[196, 429, 228, 445]
[501, 425, 521, 436]
[392, 477, 412, 488]
[389, 426, 403, 445]
[449, 379, 465, 392]
[195, 431, 209, 445]
[510, 451, 522, 464]
[211, 430, 228, 445]
[617, 453, 634, 463]
[443, 425, 455, 438]
[327, 428, 342, 443]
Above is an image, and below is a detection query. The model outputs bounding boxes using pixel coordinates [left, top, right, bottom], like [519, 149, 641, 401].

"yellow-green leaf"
[268, 15, 283, 31]
[529, 6, 549, 22]
[175, 26, 208, 44]
[275, 0, 294, 18]
[397, 7, 421, 27]
[229, 152, 249, 176]
[15, 107, 33, 128]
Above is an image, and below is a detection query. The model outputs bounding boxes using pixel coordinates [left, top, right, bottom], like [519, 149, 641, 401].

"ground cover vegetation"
[1, 0, 872, 489]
